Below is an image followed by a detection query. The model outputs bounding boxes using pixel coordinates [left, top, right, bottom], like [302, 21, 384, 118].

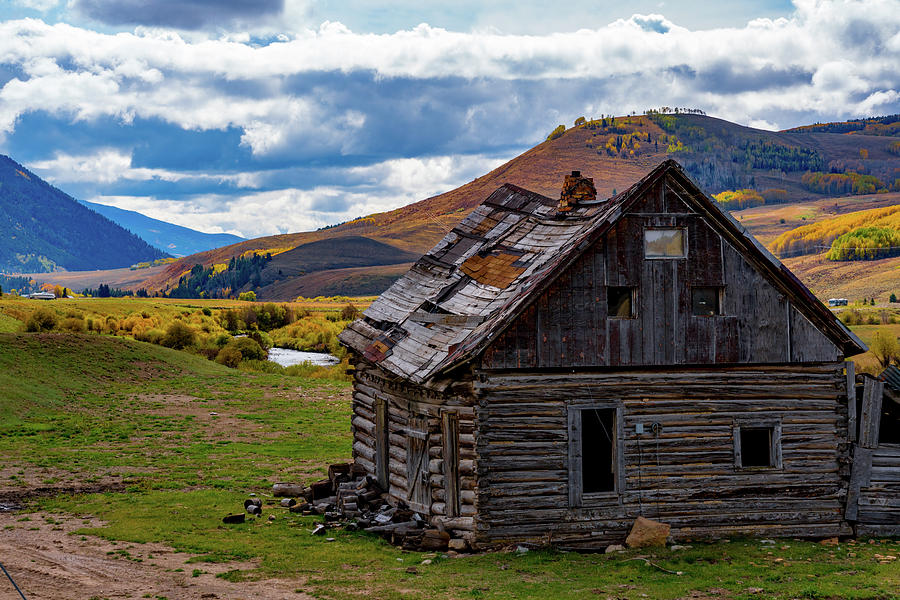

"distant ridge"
[79, 199, 244, 257]
[138, 112, 900, 298]
[0, 155, 167, 273]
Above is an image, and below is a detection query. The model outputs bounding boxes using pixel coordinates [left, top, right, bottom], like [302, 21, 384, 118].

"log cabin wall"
[472, 365, 851, 548]
[855, 444, 900, 536]
[350, 359, 478, 533]
[481, 179, 842, 369]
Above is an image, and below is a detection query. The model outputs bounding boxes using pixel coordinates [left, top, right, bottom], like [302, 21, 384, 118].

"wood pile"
[273, 462, 467, 552]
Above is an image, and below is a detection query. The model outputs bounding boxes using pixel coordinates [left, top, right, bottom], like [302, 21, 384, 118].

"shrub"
[713, 189, 765, 211]
[826, 226, 900, 261]
[225, 337, 266, 361]
[201, 307, 212, 316]
[58, 317, 86, 333]
[871, 331, 900, 369]
[215, 346, 243, 368]
[238, 291, 257, 302]
[839, 310, 863, 326]
[162, 321, 197, 349]
[220, 309, 242, 332]
[546, 124, 566, 142]
[341, 303, 360, 321]
[25, 307, 57, 332]
[248, 330, 272, 351]
[134, 328, 166, 345]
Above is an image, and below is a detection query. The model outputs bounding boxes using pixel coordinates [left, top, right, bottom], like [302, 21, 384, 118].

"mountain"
[128, 113, 900, 298]
[0, 155, 167, 273]
[78, 199, 244, 257]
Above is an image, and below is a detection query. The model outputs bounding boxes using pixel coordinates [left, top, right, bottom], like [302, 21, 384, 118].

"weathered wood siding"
[350, 360, 478, 532]
[473, 365, 851, 548]
[855, 444, 900, 536]
[481, 180, 841, 369]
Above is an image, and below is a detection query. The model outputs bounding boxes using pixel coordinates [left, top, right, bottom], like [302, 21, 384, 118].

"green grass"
[0, 332, 349, 492]
[3, 330, 899, 599]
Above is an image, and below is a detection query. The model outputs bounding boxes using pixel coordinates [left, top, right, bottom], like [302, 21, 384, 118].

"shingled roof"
[339, 159, 866, 387]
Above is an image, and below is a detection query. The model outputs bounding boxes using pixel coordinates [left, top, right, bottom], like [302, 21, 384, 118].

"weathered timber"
[858, 379, 884, 449]
[339, 161, 868, 548]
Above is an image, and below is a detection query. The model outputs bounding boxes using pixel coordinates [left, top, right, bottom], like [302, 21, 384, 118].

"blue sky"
[0, 0, 898, 238]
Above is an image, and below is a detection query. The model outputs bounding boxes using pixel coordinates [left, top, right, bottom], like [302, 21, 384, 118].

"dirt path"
[0, 510, 310, 600]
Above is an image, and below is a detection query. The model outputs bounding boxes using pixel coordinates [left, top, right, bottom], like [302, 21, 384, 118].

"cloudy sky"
[1, 0, 898, 238]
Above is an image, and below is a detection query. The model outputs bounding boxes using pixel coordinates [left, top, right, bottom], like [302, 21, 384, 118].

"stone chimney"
[557, 170, 596, 214]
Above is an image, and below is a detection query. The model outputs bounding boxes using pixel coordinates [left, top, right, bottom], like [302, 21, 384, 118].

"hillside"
[136, 113, 899, 298]
[0, 155, 166, 273]
[79, 200, 244, 257]
[732, 193, 900, 301]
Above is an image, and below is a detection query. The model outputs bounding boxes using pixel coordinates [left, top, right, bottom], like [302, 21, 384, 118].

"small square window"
[692, 287, 722, 316]
[734, 422, 781, 470]
[608, 287, 635, 318]
[740, 428, 773, 467]
[645, 228, 686, 258]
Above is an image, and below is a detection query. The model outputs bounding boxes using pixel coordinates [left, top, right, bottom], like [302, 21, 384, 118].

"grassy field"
[1, 329, 899, 599]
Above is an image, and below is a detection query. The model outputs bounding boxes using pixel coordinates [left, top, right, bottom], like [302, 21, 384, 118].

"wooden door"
[374, 397, 389, 490]
[406, 415, 429, 511]
[442, 412, 460, 518]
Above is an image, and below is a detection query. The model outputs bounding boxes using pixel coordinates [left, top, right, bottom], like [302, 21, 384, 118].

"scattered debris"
[311, 524, 327, 536]
[272, 483, 304, 497]
[605, 544, 625, 554]
[622, 557, 683, 576]
[222, 514, 245, 524]
[819, 537, 839, 546]
[279, 498, 296, 508]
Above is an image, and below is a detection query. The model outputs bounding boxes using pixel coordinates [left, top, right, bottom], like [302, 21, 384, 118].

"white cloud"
[30, 148, 262, 187]
[0, 3, 896, 143]
[84, 153, 507, 237]
[0, 0, 898, 236]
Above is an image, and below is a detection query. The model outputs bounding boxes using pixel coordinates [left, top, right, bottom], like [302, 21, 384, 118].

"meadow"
[0, 294, 374, 380]
[0, 296, 898, 599]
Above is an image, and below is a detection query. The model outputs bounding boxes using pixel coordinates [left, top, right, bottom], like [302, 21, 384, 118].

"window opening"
[740, 427, 773, 467]
[582, 408, 616, 493]
[608, 287, 635, 318]
[645, 228, 686, 258]
[692, 287, 722, 316]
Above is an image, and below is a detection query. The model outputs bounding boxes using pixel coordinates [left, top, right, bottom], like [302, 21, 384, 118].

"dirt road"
[0, 510, 310, 600]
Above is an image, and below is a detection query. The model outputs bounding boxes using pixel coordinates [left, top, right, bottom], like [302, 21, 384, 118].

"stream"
[267, 347, 339, 367]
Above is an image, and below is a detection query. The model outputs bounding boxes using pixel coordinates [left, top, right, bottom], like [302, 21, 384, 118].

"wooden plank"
[375, 397, 389, 490]
[859, 379, 884, 448]
[845, 446, 873, 521]
[567, 407, 582, 508]
[846, 361, 857, 442]
[442, 411, 461, 518]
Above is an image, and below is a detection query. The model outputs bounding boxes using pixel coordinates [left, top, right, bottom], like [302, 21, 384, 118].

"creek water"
[267, 347, 339, 367]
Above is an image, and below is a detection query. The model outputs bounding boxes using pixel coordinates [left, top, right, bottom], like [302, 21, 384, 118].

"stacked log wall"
[856, 444, 900, 536]
[350, 360, 478, 532]
[473, 365, 851, 548]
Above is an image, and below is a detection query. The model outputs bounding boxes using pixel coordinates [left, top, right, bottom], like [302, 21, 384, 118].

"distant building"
[828, 298, 849, 306]
[24, 292, 56, 300]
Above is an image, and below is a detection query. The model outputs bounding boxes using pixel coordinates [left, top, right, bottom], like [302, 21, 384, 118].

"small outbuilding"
[339, 159, 869, 548]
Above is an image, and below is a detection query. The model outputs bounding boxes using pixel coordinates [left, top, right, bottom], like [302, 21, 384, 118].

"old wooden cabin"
[339, 159, 870, 549]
